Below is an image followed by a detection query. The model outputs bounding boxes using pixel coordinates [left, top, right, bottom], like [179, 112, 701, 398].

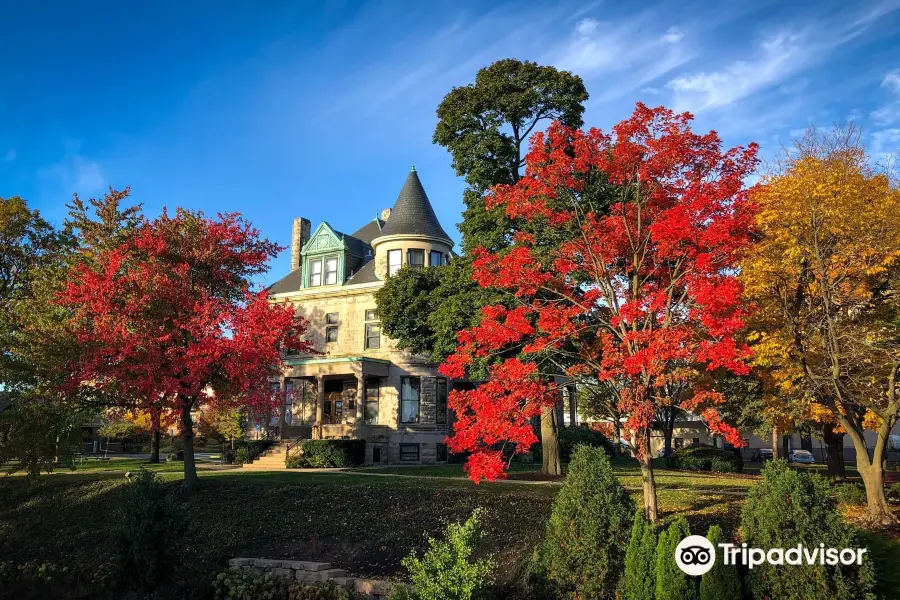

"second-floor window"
[430, 251, 443, 267]
[365, 309, 380, 350]
[407, 249, 425, 270]
[325, 313, 339, 342]
[365, 323, 381, 349]
[309, 259, 322, 286]
[325, 257, 338, 285]
[388, 249, 402, 277]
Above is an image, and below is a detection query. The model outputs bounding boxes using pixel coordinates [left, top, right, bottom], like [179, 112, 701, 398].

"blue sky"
[2, 0, 899, 286]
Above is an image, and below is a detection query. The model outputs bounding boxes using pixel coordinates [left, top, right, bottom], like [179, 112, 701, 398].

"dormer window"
[388, 249, 402, 277]
[309, 259, 322, 286]
[325, 257, 338, 285]
[407, 249, 425, 271]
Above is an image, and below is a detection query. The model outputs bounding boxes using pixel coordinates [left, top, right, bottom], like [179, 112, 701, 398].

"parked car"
[788, 449, 816, 464]
[752, 448, 774, 462]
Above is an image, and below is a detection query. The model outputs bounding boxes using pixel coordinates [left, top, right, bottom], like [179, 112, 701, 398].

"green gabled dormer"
[300, 221, 366, 288]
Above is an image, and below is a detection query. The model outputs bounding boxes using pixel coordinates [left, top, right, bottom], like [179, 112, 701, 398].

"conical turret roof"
[374, 167, 452, 245]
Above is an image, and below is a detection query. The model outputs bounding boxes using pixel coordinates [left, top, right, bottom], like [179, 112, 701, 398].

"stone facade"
[267, 169, 457, 465]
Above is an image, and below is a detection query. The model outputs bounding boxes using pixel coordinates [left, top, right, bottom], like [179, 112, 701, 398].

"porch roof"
[282, 356, 391, 378]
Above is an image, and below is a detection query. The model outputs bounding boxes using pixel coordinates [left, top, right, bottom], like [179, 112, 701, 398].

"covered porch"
[276, 356, 391, 440]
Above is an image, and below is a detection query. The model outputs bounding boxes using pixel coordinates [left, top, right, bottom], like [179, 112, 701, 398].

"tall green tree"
[434, 58, 589, 253]
[0, 195, 65, 386]
[377, 59, 588, 475]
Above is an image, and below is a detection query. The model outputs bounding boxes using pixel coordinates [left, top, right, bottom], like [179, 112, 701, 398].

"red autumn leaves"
[59, 209, 314, 433]
[440, 103, 759, 483]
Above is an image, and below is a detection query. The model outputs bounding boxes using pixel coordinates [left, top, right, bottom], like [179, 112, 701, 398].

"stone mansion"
[266, 168, 458, 465]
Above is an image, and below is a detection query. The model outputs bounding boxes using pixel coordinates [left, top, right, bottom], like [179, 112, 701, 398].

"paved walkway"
[253, 467, 752, 495]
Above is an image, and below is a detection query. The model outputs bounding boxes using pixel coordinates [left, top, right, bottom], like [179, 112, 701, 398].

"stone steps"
[240, 444, 290, 471]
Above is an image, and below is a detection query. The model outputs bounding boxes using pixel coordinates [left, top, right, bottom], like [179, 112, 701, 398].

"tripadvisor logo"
[674, 535, 868, 576]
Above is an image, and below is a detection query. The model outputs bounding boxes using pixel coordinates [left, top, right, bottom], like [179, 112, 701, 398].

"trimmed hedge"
[537, 445, 634, 599]
[231, 440, 274, 465]
[832, 482, 866, 506]
[665, 444, 743, 473]
[624, 510, 656, 600]
[286, 440, 366, 468]
[742, 460, 876, 600]
[699, 525, 741, 600]
[532, 426, 613, 463]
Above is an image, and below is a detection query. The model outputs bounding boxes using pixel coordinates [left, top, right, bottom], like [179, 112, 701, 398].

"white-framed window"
[400, 377, 420, 424]
[365, 323, 381, 349]
[388, 249, 402, 277]
[325, 257, 338, 285]
[325, 313, 339, 342]
[430, 250, 443, 267]
[309, 259, 322, 286]
[365, 309, 380, 350]
[364, 377, 379, 425]
[407, 249, 425, 270]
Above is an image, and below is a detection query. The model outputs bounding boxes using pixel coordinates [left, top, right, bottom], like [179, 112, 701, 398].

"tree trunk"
[801, 431, 812, 451]
[841, 425, 894, 523]
[180, 399, 198, 487]
[540, 406, 562, 476]
[567, 384, 577, 427]
[612, 422, 622, 458]
[771, 427, 781, 460]
[821, 424, 845, 481]
[638, 430, 659, 522]
[149, 427, 161, 464]
[859, 462, 893, 524]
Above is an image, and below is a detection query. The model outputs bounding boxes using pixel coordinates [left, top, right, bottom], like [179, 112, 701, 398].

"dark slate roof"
[374, 168, 452, 243]
[337, 230, 367, 258]
[351, 218, 385, 244]
[346, 259, 379, 284]
[267, 269, 305, 295]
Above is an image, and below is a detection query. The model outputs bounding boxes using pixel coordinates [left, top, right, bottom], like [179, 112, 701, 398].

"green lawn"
[2, 457, 896, 600]
[352, 457, 761, 492]
[0, 459, 749, 600]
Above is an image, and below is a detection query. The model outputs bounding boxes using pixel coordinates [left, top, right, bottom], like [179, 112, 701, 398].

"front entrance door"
[324, 379, 344, 424]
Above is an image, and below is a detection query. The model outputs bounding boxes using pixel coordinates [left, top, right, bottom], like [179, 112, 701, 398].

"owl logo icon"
[675, 535, 716, 576]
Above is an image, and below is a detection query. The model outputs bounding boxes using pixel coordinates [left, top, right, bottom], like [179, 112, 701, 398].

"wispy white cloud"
[2, 149, 14, 162]
[38, 140, 104, 194]
[871, 127, 900, 160]
[667, 3, 899, 113]
[575, 18, 599, 36]
[661, 26, 684, 43]
[871, 69, 900, 125]
[667, 32, 808, 112]
[551, 13, 695, 102]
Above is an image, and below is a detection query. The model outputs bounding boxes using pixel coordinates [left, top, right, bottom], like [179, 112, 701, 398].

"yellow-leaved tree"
[742, 126, 900, 523]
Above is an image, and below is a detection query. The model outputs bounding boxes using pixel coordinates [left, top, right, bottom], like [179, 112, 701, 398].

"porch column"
[278, 377, 287, 435]
[315, 375, 325, 424]
[356, 366, 365, 422]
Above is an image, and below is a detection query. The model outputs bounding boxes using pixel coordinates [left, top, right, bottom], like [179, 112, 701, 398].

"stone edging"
[228, 558, 394, 598]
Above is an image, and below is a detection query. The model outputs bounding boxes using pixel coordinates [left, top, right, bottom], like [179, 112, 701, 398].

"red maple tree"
[58, 208, 313, 485]
[440, 104, 758, 519]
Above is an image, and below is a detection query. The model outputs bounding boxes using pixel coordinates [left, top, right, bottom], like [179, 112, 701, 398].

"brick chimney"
[291, 217, 311, 272]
